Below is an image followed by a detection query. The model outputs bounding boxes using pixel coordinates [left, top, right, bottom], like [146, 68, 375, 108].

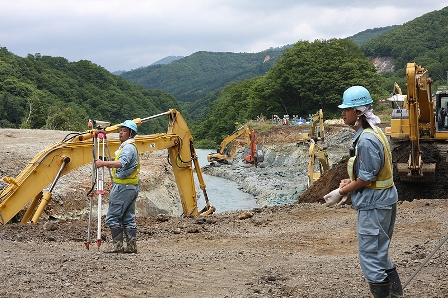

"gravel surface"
[1, 126, 448, 298]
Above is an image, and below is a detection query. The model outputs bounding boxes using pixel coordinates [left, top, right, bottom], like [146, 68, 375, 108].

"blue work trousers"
[357, 203, 396, 283]
[105, 183, 139, 229]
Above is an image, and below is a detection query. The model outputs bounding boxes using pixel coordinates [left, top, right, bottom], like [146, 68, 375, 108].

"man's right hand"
[323, 188, 343, 207]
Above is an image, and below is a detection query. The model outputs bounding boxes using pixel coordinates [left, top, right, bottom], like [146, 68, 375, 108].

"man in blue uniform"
[95, 120, 140, 253]
[323, 86, 403, 298]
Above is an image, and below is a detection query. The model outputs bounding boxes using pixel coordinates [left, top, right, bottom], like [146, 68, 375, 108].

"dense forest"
[120, 47, 291, 103]
[361, 6, 448, 89]
[1, 6, 448, 148]
[347, 25, 399, 46]
[0, 48, 180, 134]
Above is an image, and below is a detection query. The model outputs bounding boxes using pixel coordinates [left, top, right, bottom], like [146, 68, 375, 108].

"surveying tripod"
[85, 126, 111, 250]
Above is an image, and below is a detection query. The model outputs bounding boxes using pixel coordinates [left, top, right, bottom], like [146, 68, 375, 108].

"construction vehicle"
[244, 129, 264, 167]
[207, 125, 251, 164]
[387, 82, 406, 109]
[297, 109, 324, 145]
[0, 109, 215, 225]
[307, 139, 330, 187]
[385, 62, 448, 182]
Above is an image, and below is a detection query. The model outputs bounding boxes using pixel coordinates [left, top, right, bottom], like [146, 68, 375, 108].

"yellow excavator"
[297, 109, 324, 145]
[0, 109, 215, 225]
[385, 62, 448, 182]
[207, 125, 251, 164]
[307, 139, 330, 187]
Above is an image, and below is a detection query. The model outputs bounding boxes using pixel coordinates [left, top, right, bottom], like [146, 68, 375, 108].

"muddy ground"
[1, 126, 448, 298]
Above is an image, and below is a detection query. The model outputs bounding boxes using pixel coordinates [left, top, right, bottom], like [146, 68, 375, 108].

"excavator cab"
[435, 91, 448, 132]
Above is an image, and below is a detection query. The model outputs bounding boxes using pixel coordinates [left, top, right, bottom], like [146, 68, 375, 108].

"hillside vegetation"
[361, 6, 448, 90]
[120, 47, 291, 104]
[348, 25, 399, 46]
[0, 49, 180, 133]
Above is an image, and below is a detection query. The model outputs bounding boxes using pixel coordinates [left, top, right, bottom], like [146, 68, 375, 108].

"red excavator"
[244, 129, 264, 167]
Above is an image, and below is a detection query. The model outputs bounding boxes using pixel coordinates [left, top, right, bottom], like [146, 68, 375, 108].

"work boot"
[369, 281, 390, 298]
[386, 267, 404, 298]
[104, 227, 124, 253]
[124, 228, 137, 253]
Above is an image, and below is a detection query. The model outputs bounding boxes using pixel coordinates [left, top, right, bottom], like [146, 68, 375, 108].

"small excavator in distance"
[207, 125, 251, 165]
[0, 109, 215, 225]
[385, 62, 448, 182]
[297, 109, 325, 145]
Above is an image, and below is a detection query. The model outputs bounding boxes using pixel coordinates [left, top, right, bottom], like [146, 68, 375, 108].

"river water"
[194, 149, 259, 213]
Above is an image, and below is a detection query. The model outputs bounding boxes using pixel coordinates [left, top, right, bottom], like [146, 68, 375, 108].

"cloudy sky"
[1, 1, 447, 72]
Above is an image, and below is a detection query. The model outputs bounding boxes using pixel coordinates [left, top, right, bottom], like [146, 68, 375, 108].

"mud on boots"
[124, 227, 137, 253]
[104, 227, 124, 253]
[386, 267, 403, 297]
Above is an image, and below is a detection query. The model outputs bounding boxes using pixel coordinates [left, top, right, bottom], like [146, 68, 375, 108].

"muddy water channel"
[195, 149, 258, 213]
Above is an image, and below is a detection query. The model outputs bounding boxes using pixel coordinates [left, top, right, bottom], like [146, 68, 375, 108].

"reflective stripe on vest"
[347, 127, 394, 189]
[112, 142, 140, 185]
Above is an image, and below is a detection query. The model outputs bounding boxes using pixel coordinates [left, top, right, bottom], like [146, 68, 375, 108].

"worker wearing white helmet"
[323, 86, 403, 298]
[95, 120, 140, 253]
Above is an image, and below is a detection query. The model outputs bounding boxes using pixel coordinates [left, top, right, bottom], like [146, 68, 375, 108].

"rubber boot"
[104, 227, 124, 253]
[386, 267, 404, 298]
[369, 281, 390, 298]
[124, 228, 137, 253]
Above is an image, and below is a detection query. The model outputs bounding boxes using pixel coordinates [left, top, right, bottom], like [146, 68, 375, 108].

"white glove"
[323, 188, 343, 207]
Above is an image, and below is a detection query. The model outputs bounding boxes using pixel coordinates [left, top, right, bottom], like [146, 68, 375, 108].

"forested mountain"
[0, 48, 180, 133]
[361, 6, 448, 89]
[192, 39, 385, 146]
[348, 25, 399, 46]
[120, 47, 292, 104]
[151, 56, 184, 65]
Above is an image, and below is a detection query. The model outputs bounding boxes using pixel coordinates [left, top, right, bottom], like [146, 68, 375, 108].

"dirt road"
[1, 128, 448, 297]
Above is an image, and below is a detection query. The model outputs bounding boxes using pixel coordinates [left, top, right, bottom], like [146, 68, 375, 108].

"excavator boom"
[0, 109, 215, 225]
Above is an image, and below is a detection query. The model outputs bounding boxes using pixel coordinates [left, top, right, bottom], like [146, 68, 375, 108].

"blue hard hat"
[120, 120, 138, 133]
[339, 86, 373, 109]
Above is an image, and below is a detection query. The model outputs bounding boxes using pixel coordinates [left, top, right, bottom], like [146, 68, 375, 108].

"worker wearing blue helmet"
[323, 86, 403, 298]
[95, 119, 140, 253]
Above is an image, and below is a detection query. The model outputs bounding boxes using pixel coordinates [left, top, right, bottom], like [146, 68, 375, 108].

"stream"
[194, 149, 258, 213]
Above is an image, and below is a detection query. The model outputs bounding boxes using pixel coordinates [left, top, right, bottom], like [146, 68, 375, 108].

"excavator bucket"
[396, 162, 436, 183]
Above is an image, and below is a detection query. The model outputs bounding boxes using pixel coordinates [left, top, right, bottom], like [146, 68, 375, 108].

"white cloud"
[1, 1, 447, 71]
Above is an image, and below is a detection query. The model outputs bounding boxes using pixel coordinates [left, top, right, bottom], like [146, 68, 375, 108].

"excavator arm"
[387, 63, 436, 182]
[0, 109, 215, 225]
[307, 139, 330, 187]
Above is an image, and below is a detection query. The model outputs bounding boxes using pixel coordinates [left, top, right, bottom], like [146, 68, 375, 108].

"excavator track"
[390, 140, 448, 200]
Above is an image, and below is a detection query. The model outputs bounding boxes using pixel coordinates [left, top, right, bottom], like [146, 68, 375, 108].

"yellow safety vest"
[112, 143, 140, 185]
[347, 127, 394, 189]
